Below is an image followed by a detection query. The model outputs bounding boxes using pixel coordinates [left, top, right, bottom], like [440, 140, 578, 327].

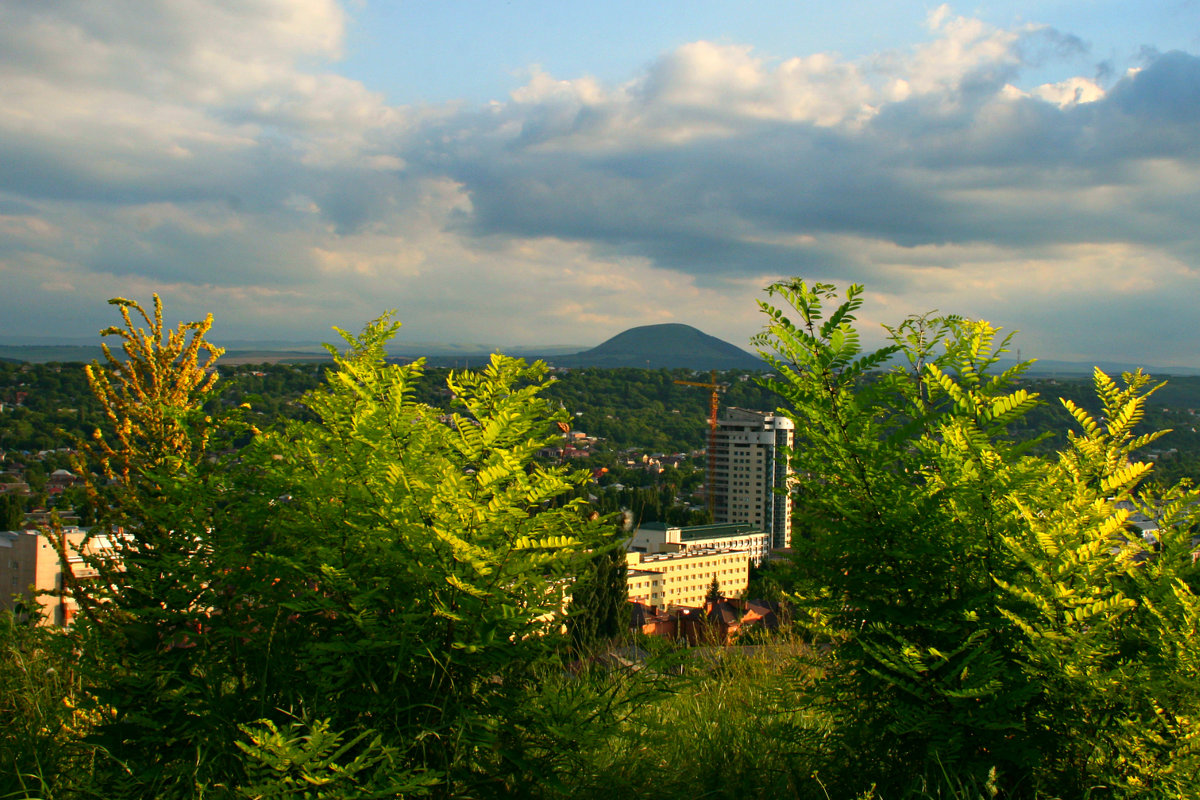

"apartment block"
[626, 546, 751, 610]
[628, 521, 770, 565]
[0, 527, 108, 626]
[710, 407, 794, 549]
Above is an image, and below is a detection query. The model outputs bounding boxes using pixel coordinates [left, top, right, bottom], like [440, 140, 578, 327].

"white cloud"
[0, 0, 345, 99]
[906, 8, 1028, 95]
[1, 3, 1199, 367]
[1032, 76, 1106, 107]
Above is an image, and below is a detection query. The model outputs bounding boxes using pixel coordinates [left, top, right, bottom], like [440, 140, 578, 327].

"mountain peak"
[552, 323, 762, 369]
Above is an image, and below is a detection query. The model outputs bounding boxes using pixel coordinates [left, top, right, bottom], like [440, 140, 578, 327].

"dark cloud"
[0, 196, 41, 215]
[1109, 50, 1200, 124]
[414, 46, 1200, 278]
[88, 222, 312, 286]
[3, 4, 1200, 363]
[1016, 27, 1090, 67]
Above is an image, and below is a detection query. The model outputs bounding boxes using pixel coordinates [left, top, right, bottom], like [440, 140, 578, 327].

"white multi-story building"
[626, 547, 752, 610]
[710, 408, 794, 549]
[628, 521, 770, 565]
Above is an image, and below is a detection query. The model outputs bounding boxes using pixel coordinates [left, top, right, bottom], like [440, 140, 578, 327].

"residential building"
[628, 596, 783, 645]
[710, 407, 794, 549]
[628, 521, 770, 565]
[0, 526, 111, 626]
[626, 546, 751, 610]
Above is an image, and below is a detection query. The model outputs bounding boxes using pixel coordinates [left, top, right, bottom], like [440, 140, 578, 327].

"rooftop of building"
[634, 545, 752, 565]
[719, 407, 795, 428]
[636, 521, 763, 541]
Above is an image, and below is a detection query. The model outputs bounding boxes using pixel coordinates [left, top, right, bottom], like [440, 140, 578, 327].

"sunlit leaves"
[83, 294, 223, 482]
[756, 278, 1200, 795]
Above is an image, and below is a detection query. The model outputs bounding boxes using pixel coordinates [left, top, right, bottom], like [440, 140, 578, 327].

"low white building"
[625, 522, 767, 610]
[626, 547, 752, 610]
[628, 521, 770, 565]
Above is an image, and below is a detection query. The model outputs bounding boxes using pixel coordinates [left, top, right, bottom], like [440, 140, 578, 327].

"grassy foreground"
[2, 622, 1162, 800]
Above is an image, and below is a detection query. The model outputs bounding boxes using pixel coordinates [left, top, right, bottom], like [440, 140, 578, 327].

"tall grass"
[528, 635, 1099, 800]
[3, 618, 1193, 799]
[0, 612, 95, 800]
[542, 636, 829, 799]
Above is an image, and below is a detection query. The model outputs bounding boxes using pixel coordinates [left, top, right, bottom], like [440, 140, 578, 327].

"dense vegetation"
[7, 360, 1200, 478]
[753, 283, 1200, 796]
[2, 284, 1199, 798]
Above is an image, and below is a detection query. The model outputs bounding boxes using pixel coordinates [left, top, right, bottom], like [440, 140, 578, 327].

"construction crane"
[673, 370, 725, 517]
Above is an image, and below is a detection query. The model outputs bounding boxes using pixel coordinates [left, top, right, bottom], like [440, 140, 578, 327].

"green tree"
[755, 280, 1200, 797]
[249, 317, 618, 794]
[993, 370, 1200, 796]
[0, 494, 22, 530]
[705, 575, 722, 605]
[567, 545, 628, 657]
[67, 302, 620, 797]
[66, 296, 251, 794]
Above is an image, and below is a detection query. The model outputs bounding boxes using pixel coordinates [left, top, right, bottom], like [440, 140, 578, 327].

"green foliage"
[553, 638, 824, 799]
[0, 494, 22, 530]
[12, 288, 1200, 799]
[754, 279, 1200, 797]
[234, 716, 436, 799]
[62, 303, 620, 798]
[0, 362, 107, 453]
[539, 366, 782, 452]
[243, 317, 619, 792]
[0, 612, 93, 800]
[65, 297, 264, 796]
[567, 545, 629, 658]
[995, 369, 1200, 796]
[705, 575, 722, 605]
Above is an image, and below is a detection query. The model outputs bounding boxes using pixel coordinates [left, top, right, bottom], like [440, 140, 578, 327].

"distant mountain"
[6, 335, 1195, 376]
[549, 323, 763, 370]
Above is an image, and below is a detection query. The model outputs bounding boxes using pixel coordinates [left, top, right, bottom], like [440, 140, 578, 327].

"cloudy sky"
[2, 1, 1199, 366]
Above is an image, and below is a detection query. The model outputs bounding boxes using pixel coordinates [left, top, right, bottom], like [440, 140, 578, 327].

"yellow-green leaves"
[84, 294, 223, 482]
[278, 314, 613, 665]
[756, 278, 1200, 793]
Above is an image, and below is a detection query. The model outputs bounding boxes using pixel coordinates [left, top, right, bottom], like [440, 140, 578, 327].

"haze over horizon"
[3, 2, 1200, 367]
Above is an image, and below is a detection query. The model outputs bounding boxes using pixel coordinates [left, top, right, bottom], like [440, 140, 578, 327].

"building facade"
[628, 521, 770, 565]
[626, 547, 751, 610]
[709, 407, 794, 549]
[0, 526, 108, 626]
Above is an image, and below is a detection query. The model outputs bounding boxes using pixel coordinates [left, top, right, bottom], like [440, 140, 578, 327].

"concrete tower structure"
[710, 408, 794, 549]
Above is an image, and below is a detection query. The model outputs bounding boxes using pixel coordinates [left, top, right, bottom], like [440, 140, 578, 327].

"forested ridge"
[10, 357, 1199, 541]
[2, 285, 1200, 799]
[8, 362, 1200, 475]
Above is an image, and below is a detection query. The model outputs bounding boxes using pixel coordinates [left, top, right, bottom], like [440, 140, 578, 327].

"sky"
[2, 1, 1200, 366]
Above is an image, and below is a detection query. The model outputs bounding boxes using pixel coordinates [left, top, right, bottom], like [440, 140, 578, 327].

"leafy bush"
[61, 300, 620, 797]
[753, 280, 1200, 797]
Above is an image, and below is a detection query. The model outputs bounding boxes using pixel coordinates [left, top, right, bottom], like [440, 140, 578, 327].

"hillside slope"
[551, 323, 762, 369]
